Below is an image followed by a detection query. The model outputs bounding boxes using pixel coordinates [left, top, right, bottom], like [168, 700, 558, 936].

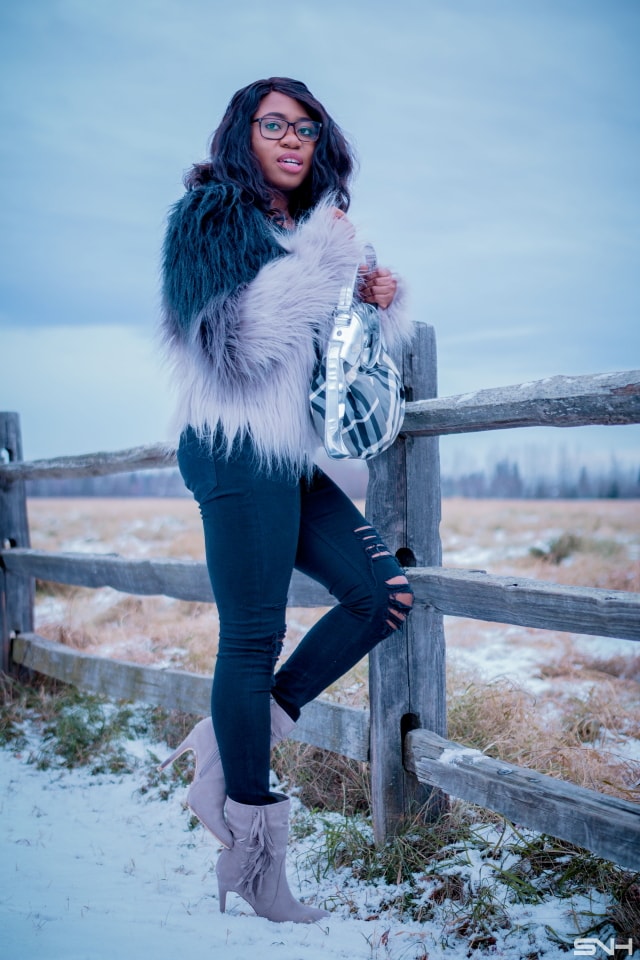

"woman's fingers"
[359, 267, 397, 308]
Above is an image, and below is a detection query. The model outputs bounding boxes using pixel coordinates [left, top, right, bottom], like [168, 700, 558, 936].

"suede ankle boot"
[216, 794, 328, 923]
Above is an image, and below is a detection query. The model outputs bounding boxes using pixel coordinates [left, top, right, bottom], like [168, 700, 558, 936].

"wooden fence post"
[366, 324, 447, 843]
[0, 413, 34, 674]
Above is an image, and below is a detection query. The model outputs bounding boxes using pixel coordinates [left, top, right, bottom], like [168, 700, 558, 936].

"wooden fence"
[1, 325, 639, 870]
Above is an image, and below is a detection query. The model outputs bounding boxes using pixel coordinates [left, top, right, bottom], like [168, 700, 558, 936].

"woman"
[159, 77, 415, 923]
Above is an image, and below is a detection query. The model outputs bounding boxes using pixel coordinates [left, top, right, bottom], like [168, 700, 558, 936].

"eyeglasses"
[251, 115, 322, 143]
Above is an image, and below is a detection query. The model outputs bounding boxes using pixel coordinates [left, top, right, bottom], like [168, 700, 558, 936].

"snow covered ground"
[5, 497, 637, 958]
[1, 720, 635, 960]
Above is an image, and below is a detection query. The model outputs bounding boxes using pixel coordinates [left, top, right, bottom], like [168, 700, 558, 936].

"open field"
[25, 496, 640, 801]
[27, 495, 640, 670]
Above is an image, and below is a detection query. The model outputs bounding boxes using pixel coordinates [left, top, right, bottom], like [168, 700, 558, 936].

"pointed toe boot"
[216, 794, 329, 924]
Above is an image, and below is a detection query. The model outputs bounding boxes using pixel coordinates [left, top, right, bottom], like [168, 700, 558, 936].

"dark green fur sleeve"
[161, 182, 284, 347]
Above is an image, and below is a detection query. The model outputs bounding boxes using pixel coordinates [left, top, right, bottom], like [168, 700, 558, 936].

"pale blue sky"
[1, 0, 638, 473]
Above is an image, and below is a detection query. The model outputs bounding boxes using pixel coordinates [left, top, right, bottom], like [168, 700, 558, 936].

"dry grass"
[441, 497, 640, 591]
[28, 496, 640, 664]
[447, 666, 640, 801]
[27, 497, 205, 560]
[272, 742, 372, 814]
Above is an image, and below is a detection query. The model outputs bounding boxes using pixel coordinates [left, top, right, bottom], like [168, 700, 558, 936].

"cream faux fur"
[164, 198, 413, 471]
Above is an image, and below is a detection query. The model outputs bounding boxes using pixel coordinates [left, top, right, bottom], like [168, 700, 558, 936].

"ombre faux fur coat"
[160, 181, 414, 472]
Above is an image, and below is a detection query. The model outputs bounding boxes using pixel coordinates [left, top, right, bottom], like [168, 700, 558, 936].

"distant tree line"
[26, 469, 190, 498]
[26, 460, 640, 499]
[441, 459, 640, 499]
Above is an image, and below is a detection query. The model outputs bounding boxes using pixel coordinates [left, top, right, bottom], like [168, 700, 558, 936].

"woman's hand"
[358, 266, 397, 309]
[329, 209, 396, 307]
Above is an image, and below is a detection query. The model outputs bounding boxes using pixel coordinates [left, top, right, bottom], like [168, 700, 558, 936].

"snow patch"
[439, 746, 486, 765]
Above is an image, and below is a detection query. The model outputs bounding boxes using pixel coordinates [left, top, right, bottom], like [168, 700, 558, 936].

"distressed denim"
[177, 427, 413, 804]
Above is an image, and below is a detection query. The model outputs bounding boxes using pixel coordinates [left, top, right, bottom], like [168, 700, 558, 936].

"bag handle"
[323, 245, 380, 457]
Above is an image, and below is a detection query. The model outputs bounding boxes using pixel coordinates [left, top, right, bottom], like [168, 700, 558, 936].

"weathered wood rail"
[402, 369, 640, 436]
[1, 328, 639, 869]
[11, 633, 372, 761]
[2, 370, 637, 483]
[404, 730, 640, 870]
[4, 549, 639, 641]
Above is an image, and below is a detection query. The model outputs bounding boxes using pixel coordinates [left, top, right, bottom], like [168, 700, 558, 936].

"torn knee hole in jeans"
[354, 524, 392, 560]
[354, 525, 415, 632]
[385, 575, 414, 631]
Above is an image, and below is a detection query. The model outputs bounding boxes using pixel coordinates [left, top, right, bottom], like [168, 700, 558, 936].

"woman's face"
[250, 91, 317, 195]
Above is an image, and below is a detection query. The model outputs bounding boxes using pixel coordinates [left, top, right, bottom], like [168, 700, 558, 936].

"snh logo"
[573, 938, 635, 957]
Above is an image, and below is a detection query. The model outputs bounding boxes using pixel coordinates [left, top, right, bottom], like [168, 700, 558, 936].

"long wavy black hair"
[184, 77, 355, 218]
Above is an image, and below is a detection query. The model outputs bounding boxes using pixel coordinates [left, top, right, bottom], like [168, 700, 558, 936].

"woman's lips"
[277, 154, 303, 172]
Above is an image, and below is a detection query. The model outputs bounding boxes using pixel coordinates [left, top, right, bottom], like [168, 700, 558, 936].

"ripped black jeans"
[177, 428, 414, 805]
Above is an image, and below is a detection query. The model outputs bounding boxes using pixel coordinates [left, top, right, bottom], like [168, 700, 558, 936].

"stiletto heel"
[218, 881, 228, 913]
[158, 701, 296, 852]
[158, 717, 234, 848]
[157, 729, 198, 772]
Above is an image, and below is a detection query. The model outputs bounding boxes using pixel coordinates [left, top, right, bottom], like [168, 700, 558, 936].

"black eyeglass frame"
[251, 116, 322, 143]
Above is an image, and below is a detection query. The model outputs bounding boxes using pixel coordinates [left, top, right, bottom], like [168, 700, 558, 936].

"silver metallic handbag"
[309, 246, 405, 460]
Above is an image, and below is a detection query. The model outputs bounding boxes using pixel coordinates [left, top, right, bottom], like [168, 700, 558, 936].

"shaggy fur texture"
[160, 182, 414, 471]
